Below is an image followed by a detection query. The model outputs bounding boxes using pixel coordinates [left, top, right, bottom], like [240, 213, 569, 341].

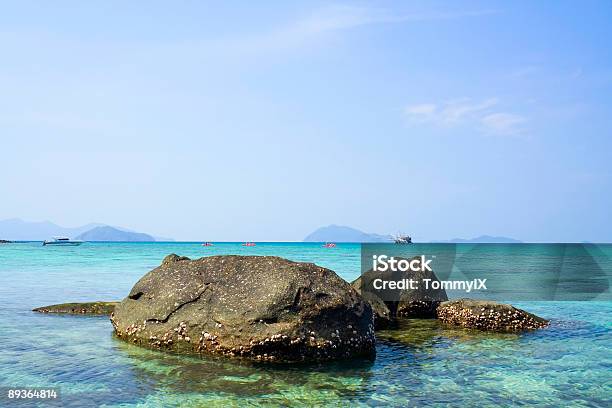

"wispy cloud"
[507, 65, 540, 79]
[480, 113, 526, 134]
[404, 103, 437, 117]
[293, 5, 500, 33]
[403, 98, 526, 135]
[203, 5, 500, 56]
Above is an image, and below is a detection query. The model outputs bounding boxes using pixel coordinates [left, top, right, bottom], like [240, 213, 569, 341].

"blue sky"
[0, 1, 611, 242]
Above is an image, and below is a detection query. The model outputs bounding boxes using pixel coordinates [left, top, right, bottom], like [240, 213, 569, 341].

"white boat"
[393, 233, 412, 244]
[42, 236, 84, 246]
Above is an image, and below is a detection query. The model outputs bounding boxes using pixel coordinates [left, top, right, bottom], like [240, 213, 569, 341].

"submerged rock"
[33, 301, 118, 316]
[352, 256, 448, 324]
[111, 254, 375, 362]
[436, 299, 549, 332]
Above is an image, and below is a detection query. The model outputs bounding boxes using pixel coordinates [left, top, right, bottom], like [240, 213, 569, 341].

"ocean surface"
[0, 242, 610, 407]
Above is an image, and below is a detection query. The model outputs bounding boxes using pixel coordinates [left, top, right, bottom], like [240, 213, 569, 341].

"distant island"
[304, 225, 522, 244]
[75, 226, 155, 242]
[0, 218, 170, 241]
[433, 235, 522, 244]
[304, 225, 391, 243]
[2, 218, 521, 243]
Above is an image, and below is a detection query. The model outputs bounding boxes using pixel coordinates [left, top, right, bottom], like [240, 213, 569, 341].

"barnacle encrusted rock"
[436, 299, 549, 332]
[33, 301, 119, 316]
[111, 254, 375, 362]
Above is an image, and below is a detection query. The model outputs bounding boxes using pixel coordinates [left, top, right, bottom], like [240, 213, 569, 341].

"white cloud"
[438, 98, 498, 124]
[403, 97, 526, 135]
[480, 113, 526, 134]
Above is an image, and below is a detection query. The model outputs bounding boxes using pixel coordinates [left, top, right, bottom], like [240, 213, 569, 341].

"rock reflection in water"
[377, 318, 520, 348]
[114, 338, 376, 402]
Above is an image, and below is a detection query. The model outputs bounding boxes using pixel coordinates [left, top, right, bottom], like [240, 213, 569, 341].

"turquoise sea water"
[0, 242, 610, 407]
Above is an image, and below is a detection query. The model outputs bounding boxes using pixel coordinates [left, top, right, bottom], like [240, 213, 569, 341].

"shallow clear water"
[0, 242, 610, 407]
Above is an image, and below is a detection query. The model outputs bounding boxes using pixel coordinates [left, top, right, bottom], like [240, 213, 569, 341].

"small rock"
[436, 299, 549, 332]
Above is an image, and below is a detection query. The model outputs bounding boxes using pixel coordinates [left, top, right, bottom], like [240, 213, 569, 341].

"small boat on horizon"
[43, 237, 84, 246]
[393, 233, 412, 244]
[323, 242, 336, 248]
[202, 242, 214, 246]
[242, 242, 256, 247]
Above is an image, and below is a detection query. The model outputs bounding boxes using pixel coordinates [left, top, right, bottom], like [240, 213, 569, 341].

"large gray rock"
[111, 254, 375, 362]
[436, 299, 549, 332]
[353, 256, 448, 322]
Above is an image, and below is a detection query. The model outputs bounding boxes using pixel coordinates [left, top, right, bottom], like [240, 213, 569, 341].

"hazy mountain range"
[74, 226, 156, 242]
[0, 218, 169, 241]
[303, 225, 522, 243]
[434, 235, 523, 244]
[1, 219, 521, 243]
